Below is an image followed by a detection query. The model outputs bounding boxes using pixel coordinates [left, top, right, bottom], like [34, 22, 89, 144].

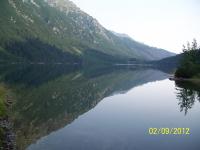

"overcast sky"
[71, 0, 200, 53]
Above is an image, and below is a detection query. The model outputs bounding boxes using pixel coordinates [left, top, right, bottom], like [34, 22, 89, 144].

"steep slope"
[112, 33, 175, 60]
[0, 0, 174, 63]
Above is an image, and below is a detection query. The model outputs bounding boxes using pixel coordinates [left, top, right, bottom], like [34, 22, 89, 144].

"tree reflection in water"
[175, 81, 200, 115]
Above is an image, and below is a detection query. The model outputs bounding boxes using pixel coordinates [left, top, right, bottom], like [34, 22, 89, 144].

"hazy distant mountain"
[0, 0, 175, 63]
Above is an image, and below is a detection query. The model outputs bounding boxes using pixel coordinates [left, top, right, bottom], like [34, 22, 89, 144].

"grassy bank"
[170, 76, 200, 85]
[189, 76, 200, 85]
[0, 85, 7, 117]
[0, 85, 15, 149]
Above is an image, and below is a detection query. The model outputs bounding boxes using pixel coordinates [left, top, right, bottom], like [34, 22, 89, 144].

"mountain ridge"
[0, 0, 175, 63]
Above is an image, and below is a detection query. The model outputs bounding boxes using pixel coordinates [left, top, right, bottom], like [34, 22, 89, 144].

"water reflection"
[27, 78, 200, 150]
[0, 64, 169, 149]
[0, 64, 81, 87]
[175, 81, 200, 115]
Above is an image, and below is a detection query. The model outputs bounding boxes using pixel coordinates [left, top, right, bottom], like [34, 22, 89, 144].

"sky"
[71, 0, 200, 53]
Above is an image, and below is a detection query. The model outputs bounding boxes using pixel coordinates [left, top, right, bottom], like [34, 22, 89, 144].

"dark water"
[0, 65, 200, 150]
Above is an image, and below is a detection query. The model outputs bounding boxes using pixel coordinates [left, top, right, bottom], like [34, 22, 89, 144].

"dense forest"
[2, 39, 82, 63]
[175, 39, 200, 78]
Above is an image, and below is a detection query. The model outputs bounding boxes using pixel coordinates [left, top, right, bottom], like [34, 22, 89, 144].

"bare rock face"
[45, 0, 80, 13]
[44, 0, 110, 41]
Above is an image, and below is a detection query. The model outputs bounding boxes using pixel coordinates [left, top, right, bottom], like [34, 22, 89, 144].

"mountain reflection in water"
[0, 64, 199, 150]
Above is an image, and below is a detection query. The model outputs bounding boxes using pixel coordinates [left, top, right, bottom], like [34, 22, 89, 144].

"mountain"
[0, 0, 175, 63]
[145, 53, 183, 74]
[112, 32, 175, 60]
[152, 54, 183, 68]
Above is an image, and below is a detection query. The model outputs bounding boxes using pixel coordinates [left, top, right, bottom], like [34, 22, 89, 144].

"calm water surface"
[0, 65, 199, 150]
[28, 79, 200, 150]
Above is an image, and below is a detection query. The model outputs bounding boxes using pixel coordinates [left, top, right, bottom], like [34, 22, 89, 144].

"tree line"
[175, 39, 200, 78]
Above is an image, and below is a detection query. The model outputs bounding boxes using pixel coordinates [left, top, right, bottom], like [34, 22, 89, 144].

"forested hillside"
[0, 0, 174, 63]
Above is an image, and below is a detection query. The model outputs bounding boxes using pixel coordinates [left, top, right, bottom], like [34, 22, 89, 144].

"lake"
[0, 64, 200, 150]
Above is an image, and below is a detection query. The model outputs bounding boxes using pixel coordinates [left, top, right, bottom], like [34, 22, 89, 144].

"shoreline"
[0, 85, 15, 150]
[169, 76, 200, 84]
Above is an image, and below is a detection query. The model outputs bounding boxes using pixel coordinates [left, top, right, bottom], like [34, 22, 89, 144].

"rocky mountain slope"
[0, 0, 175, 63]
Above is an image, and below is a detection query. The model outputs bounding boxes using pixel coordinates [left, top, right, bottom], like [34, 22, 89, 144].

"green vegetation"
[0, 85, 7, 149]
[0, 84, 14, 150]
[5, 39, 81, 63]
[0, 0, 174, 63]
[175, 39, 200, 78]
[0, 85, 6, 117]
